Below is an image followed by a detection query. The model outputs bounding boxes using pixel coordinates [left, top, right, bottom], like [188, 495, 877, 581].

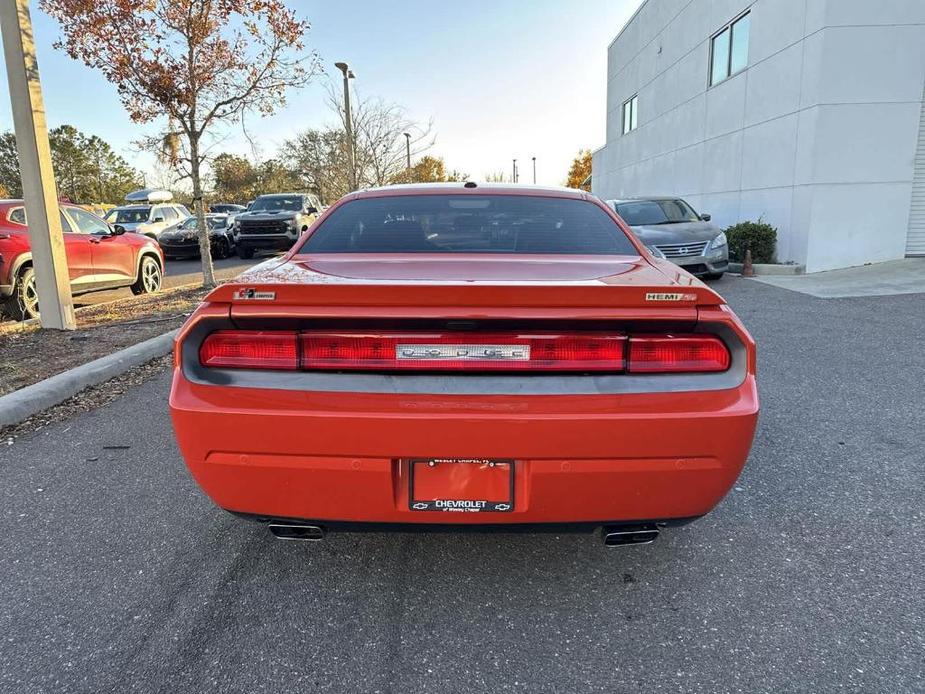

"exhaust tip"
[268, 523, 324, 541]
[602, 524, 659, 547]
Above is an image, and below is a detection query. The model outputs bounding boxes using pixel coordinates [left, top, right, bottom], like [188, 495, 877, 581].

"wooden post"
[0, 0, 75, 329]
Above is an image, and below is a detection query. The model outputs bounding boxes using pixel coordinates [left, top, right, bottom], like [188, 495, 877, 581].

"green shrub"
[725, 220, 777, 263]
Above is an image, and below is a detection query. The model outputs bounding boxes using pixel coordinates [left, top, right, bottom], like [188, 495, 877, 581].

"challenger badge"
[232, 288, 276, 301]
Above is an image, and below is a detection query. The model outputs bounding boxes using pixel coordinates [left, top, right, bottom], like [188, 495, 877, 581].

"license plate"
[409, 459, 514, 512]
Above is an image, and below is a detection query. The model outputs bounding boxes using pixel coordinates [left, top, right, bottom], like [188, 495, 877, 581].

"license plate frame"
[408, 458, 514, 513]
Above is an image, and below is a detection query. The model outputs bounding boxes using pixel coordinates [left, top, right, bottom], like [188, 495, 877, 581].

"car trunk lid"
[214, 254, 721, 322]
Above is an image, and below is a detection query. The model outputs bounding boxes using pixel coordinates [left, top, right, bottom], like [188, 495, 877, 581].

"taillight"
[627, 334, 729, 373]
[196, 330, 730, 374]
[199, 331, 298, 370]
[300, 332, 626, 371]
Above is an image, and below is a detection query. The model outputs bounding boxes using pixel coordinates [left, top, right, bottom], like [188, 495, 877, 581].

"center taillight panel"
[301, 332, 625, 372]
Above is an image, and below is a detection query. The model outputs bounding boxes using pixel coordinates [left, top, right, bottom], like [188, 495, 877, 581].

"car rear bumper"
[170, 370, 758, 525]
[160, 245, 201, 259]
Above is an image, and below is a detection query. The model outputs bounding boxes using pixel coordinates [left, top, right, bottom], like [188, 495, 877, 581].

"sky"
[0, 0, 644, 188]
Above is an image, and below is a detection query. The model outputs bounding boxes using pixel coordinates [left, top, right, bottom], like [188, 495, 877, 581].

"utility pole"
[403, 132, 411, 179]
[0, 0, 74, 329]
[335, 62, 357, 191]
[532, 157, 536, 184]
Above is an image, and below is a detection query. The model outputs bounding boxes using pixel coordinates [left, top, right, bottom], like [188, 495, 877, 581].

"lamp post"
[403, 132, 411, 179]
[334, 61, 356, 191]
[532, 157, 536, 184]
[512, 159, 517, 183]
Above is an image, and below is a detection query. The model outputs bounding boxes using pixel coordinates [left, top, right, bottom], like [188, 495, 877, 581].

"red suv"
[0, 200, 165, 320]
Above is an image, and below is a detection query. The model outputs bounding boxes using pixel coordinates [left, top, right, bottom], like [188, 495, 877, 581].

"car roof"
[353, 182, 589, 200]
[608, 196, 685, 204]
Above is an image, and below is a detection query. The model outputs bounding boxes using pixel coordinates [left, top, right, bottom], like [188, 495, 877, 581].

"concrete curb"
[0, 329, 178, 427]
[728, 262, 805, 276]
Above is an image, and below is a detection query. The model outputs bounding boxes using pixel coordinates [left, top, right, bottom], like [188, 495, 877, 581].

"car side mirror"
[305, 206, 318, 215]
[111, 224, 126, 235]
[152, 216, 165, 223]
[700, 213, 711, 222]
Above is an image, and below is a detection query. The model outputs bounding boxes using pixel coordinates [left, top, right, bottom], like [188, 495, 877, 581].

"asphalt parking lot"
[1, 276, 922, 693]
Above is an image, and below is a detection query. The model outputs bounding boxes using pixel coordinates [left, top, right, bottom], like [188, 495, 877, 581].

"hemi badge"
[646, 292, 697, 302]
[233, 288, 276, 301]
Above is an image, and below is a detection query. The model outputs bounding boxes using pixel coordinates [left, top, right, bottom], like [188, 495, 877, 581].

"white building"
[592, 0, 925, 272]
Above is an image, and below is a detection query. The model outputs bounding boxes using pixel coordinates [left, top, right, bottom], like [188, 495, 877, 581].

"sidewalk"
[751, 258, 925, 298]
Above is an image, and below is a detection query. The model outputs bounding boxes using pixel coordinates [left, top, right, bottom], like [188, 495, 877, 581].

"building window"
[622, 94, 638, 134]
[710, 12, 750, 86]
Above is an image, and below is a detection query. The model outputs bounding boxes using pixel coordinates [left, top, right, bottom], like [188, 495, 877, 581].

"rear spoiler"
[206, 282, 723, 310]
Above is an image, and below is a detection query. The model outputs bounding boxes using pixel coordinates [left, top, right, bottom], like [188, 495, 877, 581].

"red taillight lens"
[627, 334, 730, 373]
[199, 331, 299, 370]
[300, 332, 626, 371]
[197, 330, 731, 374]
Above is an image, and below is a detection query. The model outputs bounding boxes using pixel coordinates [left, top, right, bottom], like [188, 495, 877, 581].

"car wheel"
[131, 256, 163, 295]
[212, 238, 230, 259]
[236, 245, 254, 259]
[3, 266, 39, 321]
[703, 272, 725, 281]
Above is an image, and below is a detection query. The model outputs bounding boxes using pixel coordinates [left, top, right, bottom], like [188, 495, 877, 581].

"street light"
[512, 159, 517, 183]
[334, 61, 356, 191]
[403, 132, 411, 177]
[532, 157, 536, 184]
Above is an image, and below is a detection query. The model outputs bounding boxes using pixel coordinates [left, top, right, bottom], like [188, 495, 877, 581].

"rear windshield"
[106, 207, 151, 224]
[250, 195, 303, 212]
[299, 195, 637, 255]
[613, 199, 699, 226]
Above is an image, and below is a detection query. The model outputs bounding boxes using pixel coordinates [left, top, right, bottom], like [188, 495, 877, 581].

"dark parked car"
[0, 200, 165, 320]
[607, 197, 728, 279]
[231, 193, 322, 259]
[158, 214, 235, 260]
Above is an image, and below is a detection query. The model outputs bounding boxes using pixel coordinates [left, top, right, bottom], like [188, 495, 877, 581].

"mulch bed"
[0, 287, 209, 398]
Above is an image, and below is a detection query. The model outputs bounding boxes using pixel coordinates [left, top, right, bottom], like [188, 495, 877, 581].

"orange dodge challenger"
[170, 184, 758, 546]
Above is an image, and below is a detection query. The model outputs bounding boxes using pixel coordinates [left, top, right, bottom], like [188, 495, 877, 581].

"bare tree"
[41, 0, 320, 287]
[325, 85, 434, 189]
[286, 88, 435, 203]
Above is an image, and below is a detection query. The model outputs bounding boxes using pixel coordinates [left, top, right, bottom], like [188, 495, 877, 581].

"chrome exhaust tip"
[268, 523, 324, 541]
[602, 524, 659, 547]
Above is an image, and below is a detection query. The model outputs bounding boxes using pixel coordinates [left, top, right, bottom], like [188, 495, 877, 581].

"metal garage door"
[907, 84, 925, 256]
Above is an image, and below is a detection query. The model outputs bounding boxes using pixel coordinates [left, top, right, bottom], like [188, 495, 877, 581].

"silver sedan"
[607, 197, 729, 279]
